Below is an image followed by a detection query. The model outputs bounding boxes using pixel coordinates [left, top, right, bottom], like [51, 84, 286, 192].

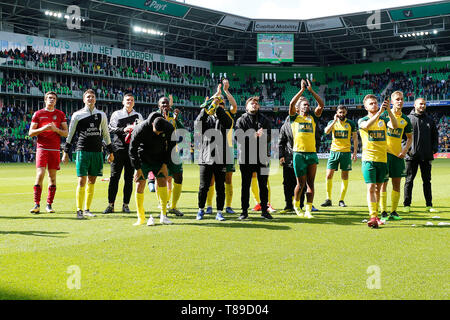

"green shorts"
[141, 162, 166, 180]
[226, 159, 236, 173]
[293, 152, 319, 177]
[362, 161, 387, 184]
[327, 151, 352, 171]
[385, 153, 406, 180]
[168, 162, 183, 176]
[75, 151, 103, 177]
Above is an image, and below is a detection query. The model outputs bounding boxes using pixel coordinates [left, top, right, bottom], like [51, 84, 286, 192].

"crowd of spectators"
[1, 47, 212, 86]
[1, 47, 449, 162]
[0, 105, 35, 162]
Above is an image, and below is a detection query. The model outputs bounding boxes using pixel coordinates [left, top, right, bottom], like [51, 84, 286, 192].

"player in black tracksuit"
[279, 116, 297, 212]
[103, 93, 143, 214]
[403, 98, 439, 211]
[235, 97, 272, 220]
[195, 97, 233, 221]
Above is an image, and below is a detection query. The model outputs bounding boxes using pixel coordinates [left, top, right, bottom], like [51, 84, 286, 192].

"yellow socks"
[167, 187, 172, 207]
[225, 183, 233, 208]
[379, 191, 387, 213]
[391, 190, 400, 212]
[206, 184, 214, 207]
[294, 199, 300, 209]
[134, 192, 146, 225]
[171, 183, 182, 209]
[326, 178, 333, 200]
[158, 186, 168, 215]
[340, 179, 348, 201]
[156, 185, 161, 205]
[85, 183, 95, 211]
[369, 202, 378, 218]
[251, 176, 260, 204]
[76, 185, 85, 211]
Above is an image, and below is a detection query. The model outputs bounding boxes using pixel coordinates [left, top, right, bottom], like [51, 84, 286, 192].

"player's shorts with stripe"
[326, 151, 352, 171]
[362, 161, 387, 184]
[140, 162, 166, 180]
[385, 152, 406, 180]
[36, 148, 61, 170]
[293, 152, 319, 177]
[75, 151, 104, 177]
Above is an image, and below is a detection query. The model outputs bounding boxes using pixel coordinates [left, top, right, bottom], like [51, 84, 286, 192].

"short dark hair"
[153, 117, 170, 132]
[337, 105, 347, 111]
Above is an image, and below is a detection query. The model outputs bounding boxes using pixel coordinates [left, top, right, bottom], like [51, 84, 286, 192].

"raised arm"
[306, 80, 324, 117]
[325, 115, 338, 135]
[385, 106, 398, 130]
[222, 79, 237, 114]
[289, 80, 306, 116]
[359, 101, 388, 130]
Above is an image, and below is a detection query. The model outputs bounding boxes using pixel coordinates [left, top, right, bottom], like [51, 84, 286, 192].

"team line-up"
[28, 79, 439, 229]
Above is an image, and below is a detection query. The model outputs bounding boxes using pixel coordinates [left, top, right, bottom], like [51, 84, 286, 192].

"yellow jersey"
[328, 119, 357, 152]
[290, 113, 319, 153]
[382, 111, 412, 156]
[358, 115, 389, 162]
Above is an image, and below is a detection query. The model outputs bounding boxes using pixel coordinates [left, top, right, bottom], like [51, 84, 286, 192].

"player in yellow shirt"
[358, 94, 398, 228]
[289, 79, 324, 218]
[157, 95, 185, 217]
[205, 79, 238, 215]
[321, 105, 358, 208]
[379, 91, 413, 221]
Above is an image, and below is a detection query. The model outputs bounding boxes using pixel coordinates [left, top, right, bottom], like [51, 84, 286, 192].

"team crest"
[378, 121, 384, 127]
[345, 124, 349, 128]
[53, 115, 57, 120]
[400, 120, 405, 125]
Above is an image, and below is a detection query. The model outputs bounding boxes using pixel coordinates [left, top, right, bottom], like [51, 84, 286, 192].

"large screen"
[257, 33, 294, 63]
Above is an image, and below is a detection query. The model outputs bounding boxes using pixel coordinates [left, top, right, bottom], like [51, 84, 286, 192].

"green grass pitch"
[0, 160, 449, 300]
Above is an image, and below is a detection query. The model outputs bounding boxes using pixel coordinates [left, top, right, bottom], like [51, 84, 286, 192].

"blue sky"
[180, 0, 442, 19]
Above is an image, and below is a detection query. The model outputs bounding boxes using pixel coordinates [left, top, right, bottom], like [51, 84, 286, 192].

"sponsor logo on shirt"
[369, 130, 386, 141]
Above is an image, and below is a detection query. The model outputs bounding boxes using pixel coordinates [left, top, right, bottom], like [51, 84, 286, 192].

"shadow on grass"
[179, 221, 291, 230]
[0, 230, 68, 237]
[0, 288, 57, 300]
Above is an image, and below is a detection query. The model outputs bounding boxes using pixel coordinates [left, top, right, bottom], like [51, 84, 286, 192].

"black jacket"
[109, 108, 143, 152]
[403, 110, 438, 161]
[279, 116, 294, 168]
[129, 112, 175, 170]
[194, 107, 233, 165]
[235, 111, 271, 166]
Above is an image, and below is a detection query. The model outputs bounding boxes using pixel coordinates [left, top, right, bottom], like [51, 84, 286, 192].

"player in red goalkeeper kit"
[28, 91, 68, 214]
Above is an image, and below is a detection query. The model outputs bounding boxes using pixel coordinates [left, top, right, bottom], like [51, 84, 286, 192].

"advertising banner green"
[104, 0, 189, 17]
[389, 2, 450, 21]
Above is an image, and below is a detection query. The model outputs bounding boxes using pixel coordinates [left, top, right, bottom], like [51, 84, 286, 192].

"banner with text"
[253, 21, 300, 32]
[219, 15, 251, 31]
[0, 31, 210, 69]
[103, 0, 189, 18]
[305, 17, 344, 32]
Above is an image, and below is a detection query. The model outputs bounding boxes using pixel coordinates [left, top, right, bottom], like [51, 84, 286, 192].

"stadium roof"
[1, 0, 450, 66]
